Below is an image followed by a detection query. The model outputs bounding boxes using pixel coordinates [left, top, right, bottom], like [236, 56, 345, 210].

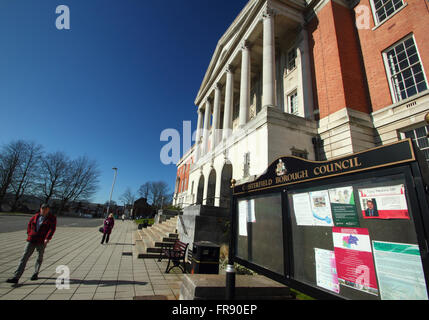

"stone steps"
[135, 216, 179, 259]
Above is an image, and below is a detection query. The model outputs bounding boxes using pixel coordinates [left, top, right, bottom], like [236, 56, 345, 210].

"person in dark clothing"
[101, 213, 115, 244]
[6, 203, 57, 284]
[365, 200, 379, 217]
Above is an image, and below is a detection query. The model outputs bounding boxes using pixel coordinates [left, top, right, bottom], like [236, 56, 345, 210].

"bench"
[160, 240, 189, 274]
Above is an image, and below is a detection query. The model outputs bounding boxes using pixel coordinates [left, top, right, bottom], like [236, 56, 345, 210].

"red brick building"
[310, 0, 429, 160]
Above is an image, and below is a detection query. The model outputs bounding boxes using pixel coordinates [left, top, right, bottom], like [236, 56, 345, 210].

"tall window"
[288, 91, 299, 115]
[287, 48, 296, 73]
[372, 0, 404, 24]
[384, 36, 427, 103]
[403, 125, 429, 163]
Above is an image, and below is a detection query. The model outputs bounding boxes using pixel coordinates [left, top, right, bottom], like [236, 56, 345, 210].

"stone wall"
[178, 205, 230, 260]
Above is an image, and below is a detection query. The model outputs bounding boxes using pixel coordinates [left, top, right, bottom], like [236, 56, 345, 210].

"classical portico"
[194, 0, 314, 155]
[174, 0, 319, 210]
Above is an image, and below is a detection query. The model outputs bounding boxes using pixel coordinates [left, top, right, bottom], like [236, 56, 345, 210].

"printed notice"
[292, 191, 333, 226]
[358, 184, 409, 220]
[237, 199, 256, 236]
[292, 193, 314, 226]
[332, 227, 378, 296]
[315, 248, 340, 294]
[309, 191, 334, 226]
[238, 200, 248, 236]
[373, 241, 428, 300]
[248, 199, 256, 223]
[329, 186, 359, 227]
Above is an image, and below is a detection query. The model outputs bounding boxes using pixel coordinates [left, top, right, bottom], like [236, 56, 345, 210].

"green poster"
[329, 187, 360, 227]
[373, 241, 428, 300]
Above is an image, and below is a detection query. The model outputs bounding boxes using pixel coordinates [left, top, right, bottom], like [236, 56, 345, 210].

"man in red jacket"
[6, 203, 57, 284]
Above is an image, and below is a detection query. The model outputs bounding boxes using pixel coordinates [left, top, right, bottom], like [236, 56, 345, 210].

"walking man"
[6, 203, 57, 284]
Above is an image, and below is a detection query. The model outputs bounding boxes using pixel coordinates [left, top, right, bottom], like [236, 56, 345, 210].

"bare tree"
[0, 140, 28, 211]
[38, 151, 69, 203]
[138, 182, 151, 200]
[120, 187, 136, 206]
[57, 156, 100, 214]
[137, 181, 172, 209]
[149, 181, 171, 209]
[9, 141, 43, 211]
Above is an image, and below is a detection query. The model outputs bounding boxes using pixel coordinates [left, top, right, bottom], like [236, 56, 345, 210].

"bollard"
[225, 264, 236, 300]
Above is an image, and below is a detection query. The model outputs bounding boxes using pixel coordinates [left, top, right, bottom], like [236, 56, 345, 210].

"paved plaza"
[0, 217, 184, 300]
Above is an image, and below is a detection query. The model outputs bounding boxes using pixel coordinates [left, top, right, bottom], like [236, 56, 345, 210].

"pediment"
[194, 0, 308, 106]
[195, 0, 263, 105]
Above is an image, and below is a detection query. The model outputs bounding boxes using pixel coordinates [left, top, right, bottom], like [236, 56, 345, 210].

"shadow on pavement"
[70, 279, 148, 287]
[108, 243, 135, 246]
[11, 278, 148, 288]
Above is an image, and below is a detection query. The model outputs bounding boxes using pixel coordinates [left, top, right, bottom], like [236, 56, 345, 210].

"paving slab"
[0, 219, 184, 300]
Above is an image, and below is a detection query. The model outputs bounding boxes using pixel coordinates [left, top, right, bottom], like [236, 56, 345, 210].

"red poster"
[358, 185, 410, 220]
[332, 227, 378, 296]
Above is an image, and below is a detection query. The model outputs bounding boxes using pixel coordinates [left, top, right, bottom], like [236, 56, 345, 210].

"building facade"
[173, 0, 429, 219]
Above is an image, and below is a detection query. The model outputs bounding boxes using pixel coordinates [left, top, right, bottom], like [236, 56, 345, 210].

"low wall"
[179, 274, 293, 300]
[177, 205, 230, 256]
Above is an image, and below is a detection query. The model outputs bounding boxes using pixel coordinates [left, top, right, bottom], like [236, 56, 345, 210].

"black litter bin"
[191, 241, 220, 274]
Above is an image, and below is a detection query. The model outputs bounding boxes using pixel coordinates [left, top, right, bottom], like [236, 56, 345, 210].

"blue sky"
[0, 0, 248, 204]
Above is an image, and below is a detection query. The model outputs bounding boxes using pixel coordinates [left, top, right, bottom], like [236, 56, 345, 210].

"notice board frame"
[230, 139, 429, 300]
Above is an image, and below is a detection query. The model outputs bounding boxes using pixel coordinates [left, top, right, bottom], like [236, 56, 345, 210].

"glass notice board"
[287, 171, 428, 300]
[235, 193, 284, 276]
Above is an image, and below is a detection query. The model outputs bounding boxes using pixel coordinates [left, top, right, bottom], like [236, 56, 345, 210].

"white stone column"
[298, 27, 314, 119]
[239, 40, 251, 127]
[222, 64, 234, 141]
[195, 107, 204, 161]
[202, 98, 212, 154]
[262, 7, 277, 108]
[212, 83, 222, 148]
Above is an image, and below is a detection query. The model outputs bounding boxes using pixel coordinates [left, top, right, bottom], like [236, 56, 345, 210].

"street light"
[106, 167, 118, 218]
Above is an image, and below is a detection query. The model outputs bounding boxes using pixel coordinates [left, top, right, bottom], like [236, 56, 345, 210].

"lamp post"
[106, 167, 118, 218]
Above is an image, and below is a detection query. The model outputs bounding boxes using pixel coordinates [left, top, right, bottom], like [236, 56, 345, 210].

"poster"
[358, 184, 409, 220]
[373, 241, 428, 300]
[309, 191, 334, 226]
[332, 227, 378, 296]
[237, 199, 256, 236]
[329, 187, 360, 227]
[292, 193, 314, 226]
[248, 199, 256, 223]
[315, 248, 340, 294]
[292, 191, 333, 226]
[238, 200, 248, 236]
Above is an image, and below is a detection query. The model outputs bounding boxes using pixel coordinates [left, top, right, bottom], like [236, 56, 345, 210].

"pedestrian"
[6, 203, 57, 284]
[101, 213, 115, 244]
[122, 214, 125, 222]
